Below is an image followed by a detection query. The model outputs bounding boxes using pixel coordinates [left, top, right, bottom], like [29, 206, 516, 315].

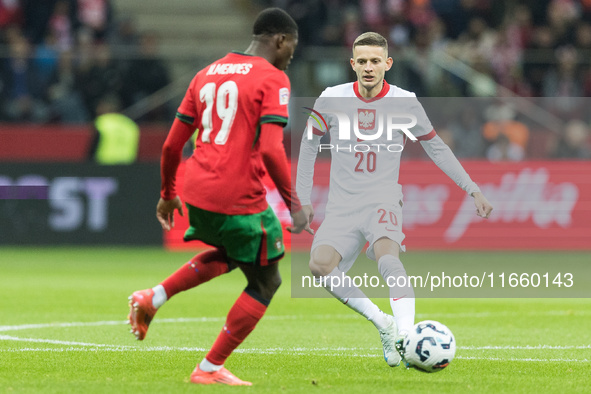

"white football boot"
[379, 315, 401, 367]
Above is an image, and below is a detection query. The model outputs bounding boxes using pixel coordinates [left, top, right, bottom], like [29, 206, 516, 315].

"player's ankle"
[151, 285, 168, 309]
[199, 358, 223, 372]
[373, 311, 392, 331]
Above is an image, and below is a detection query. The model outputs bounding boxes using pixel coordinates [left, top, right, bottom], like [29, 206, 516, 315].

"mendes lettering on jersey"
[206, 63, 253, 75]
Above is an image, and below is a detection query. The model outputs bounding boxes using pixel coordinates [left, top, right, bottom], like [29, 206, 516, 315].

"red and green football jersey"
[175, 52, 291, 215]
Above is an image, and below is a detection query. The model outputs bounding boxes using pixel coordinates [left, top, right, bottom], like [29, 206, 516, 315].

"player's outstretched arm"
[471, 192, 493, 219]
[420, 134, 483, 198]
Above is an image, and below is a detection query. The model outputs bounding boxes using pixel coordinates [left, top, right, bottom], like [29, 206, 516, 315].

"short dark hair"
[353, 32, 388, 53]
[253, 8, 298, 36]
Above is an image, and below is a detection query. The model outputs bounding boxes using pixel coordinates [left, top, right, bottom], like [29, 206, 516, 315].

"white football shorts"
[311, 203, 406, 274]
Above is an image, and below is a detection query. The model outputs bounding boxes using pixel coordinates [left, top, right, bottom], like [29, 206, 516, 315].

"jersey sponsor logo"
[279, 87, 290, 105]
[358, 109, 375, 130]
[206, 63, 253, 75]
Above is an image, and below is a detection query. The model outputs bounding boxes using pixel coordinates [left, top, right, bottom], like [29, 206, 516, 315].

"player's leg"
[373, 238, 415, 338]
[364, 204, 415, 338]
[363, 205, 413, 365]
[311, 243, 400, 366]
[128, 248, 233, 340]
[191, 205, 282, 385]
[157, 248, 232, 306]
[128, 204, 233, 340]
[194, 261, 280, 384]
[310, 214, 395, 327]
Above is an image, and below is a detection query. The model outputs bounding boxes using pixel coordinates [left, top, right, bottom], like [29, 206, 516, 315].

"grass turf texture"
[1, 248, 590, 393]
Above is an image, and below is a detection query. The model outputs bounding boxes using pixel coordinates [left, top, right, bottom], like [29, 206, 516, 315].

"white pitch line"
[0, 317, 222, 333]
[456, 356, 590, 363]
[1, 346, 589, 363]
[0, 315, 353, 333]
[0, 335, 136, 348]
[2, 309, 588, 333]
[1, 334, 589, 353]
[462, 345, 591, 350]
[418, 310, 591, 319]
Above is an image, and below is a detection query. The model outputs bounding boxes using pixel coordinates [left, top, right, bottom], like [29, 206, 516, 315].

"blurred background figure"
[0, 29, 49, 121]
[76, 41, 124, 118]
[446, 105, 486, 158]
[551, 119, 591, 159]
[46, 50, 89, 123]
[76, 0, 113, 41]
[88, 94, 139, 165]
[543, 45, 585, 119]
[121, 31, 171, 122]
[0, 0, 23, 29]
[486, 132, 525, 161]
[48, 0, 76, 53]
[482, 102, 529, 161]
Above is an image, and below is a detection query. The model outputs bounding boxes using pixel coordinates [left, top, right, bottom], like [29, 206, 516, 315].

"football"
[403, 320, 456, 373]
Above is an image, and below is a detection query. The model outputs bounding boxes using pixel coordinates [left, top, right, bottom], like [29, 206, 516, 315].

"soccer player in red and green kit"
[127, 8, 309, 386]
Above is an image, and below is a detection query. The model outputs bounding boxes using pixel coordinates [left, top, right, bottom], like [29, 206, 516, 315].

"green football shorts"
[184, 203, 285, 265]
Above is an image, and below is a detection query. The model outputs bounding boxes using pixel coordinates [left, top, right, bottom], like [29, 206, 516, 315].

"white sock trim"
[199, 358, 223, 372]
[151, 285, 168, 309]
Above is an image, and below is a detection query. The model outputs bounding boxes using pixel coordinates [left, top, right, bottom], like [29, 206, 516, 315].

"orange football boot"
[190, 366, 252, 386]
[127, 289, 157, 340]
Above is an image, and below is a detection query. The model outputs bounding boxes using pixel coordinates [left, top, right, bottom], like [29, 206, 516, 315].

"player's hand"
[287, 209, 314, 235]
[156, 196, 184, 231]
[302, 204, 315, 224]
[472, 192, 493, 219]
[300, 204, 315, 235]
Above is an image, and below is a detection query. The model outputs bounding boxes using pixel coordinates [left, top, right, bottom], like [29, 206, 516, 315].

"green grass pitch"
[1, 247, 590, 393]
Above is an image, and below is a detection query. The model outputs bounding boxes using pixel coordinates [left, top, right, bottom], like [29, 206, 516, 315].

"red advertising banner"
[164, 160, 591, 251]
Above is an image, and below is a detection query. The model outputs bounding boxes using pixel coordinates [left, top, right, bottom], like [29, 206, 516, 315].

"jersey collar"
[353, 80, 390, 102]
[230, 50, 254, 56]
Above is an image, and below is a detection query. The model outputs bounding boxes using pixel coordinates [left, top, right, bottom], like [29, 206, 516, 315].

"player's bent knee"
[309, 259, 333, 277]
[373, 237, 401, 260]
[309, 245, 340, 277]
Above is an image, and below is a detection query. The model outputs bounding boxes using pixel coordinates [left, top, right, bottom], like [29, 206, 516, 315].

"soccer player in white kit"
[296, 32, 493, 367]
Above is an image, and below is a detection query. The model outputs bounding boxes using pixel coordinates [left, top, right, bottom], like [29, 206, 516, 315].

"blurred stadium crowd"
[1, 0, 590, 159]
[0, 0, 170, 124]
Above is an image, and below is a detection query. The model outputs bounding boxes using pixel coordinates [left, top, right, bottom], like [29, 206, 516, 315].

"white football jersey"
[297, 81, 435, 214]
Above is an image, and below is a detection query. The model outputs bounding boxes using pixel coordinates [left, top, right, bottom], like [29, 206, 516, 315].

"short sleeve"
[176, 75, 198, 125]
[260, 71, 290, 125]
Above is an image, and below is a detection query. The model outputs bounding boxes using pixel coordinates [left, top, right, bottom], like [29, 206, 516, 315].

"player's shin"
[378, 255, 415, 336]
[203, 291, 268, 368]
[317, 267, 391, 330]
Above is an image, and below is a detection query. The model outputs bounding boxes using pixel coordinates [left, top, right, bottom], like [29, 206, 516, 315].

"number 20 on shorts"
[378, 208, 398, 231]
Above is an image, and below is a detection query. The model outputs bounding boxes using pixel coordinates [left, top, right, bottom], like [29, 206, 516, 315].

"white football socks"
[319, 267, 391, 330]
[377, 255, 415, 336]
[199, 358, 223, 372]
[151, 284, 168, 309]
